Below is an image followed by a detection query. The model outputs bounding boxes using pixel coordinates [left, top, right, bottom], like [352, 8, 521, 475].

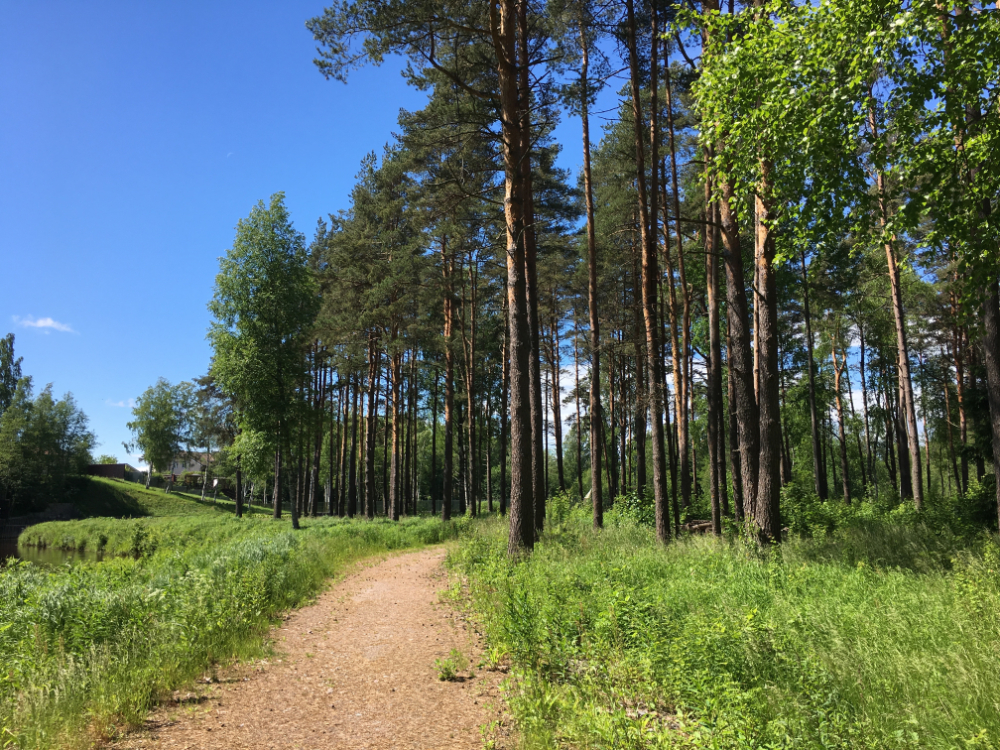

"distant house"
[138, 453, 214, 475]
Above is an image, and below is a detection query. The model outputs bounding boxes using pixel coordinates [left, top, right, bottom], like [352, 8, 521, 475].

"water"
[1, 538, 104, 566]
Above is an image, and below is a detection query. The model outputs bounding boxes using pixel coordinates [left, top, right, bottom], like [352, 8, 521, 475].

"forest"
[3, 0, 1000, 748]
[183, 0, 1000, 550]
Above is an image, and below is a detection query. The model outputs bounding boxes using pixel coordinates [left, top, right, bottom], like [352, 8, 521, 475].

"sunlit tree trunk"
[705, 177, 724, 535]
[578, 11, 603, 528]
[490, 0, 533, 554]
[625, 0, 670, 542]
[664, 59, 690, 510]
[442, 237, 455, 521]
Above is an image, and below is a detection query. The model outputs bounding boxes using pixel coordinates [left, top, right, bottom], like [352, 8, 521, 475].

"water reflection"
[0, 539, 104, 566]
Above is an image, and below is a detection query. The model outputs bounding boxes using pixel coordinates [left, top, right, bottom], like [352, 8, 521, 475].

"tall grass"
[450, 509, 1000, 749]
[1, 514, 459, 748]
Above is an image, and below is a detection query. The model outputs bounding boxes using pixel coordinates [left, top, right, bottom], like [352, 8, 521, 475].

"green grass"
[18, 477, 281, 555]
[58, 475, 253, 519]
[2, 512, 464, 749]
[450, 510, 1000, 749]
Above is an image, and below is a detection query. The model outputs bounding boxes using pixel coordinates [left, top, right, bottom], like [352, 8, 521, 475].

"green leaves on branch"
[126, 379, 195, 474]
[208, 193, 319, 443]
[685, 0, 999, 270]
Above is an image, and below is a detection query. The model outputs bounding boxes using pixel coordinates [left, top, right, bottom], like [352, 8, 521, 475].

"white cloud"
[13, 315, 76, 333]
[105, 398, 136, 409]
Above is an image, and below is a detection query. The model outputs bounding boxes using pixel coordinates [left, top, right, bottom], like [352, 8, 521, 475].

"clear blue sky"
[1, 1, 610, 465]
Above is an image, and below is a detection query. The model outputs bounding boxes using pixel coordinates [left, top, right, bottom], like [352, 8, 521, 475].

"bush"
[607, 489, 656, 528]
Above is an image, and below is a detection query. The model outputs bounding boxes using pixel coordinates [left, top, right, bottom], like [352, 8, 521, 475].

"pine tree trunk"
[551, 301, 565, 492]
[486, 399, 494, 513]
[883, 377, 898, 493]
[895, 382, 913, 499]
[982, 277, 1000, 528]
[753, 180, 782, 542]
[334, 378, 343, 516]
[491, 0, 533, 554]
[718, 171, 759, 518]
[389, 350, 402, 521]
[705, 181, 723, 535]
[274, 444, 283, 518]
[310, 352, 324, 518]
[574, 314, 584, 500]
[626, 0, 669, 542]
[430, 369, 438, 515]
[664, 60, 691, 511]
[348, 373, 360, 518]
[338, 380, 350, 517]
[442, 237, 455, 522]
[869, 99, 923, 509]
[578, 13, 603, 527]
[365, 344, 379, 519]
[403, 353, 413, 517]
[500, 297, 510, 514]
[511, 0, 544, 536]
[462, 260, 478, 517]
[727, 319, 745, 522]
[632, 263, 648, 497]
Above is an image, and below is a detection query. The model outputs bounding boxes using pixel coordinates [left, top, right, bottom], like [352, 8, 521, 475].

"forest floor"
[108, 547, 506, 750]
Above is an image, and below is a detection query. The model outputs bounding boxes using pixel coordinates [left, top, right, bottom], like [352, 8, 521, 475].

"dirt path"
[115, 547, 504, 749]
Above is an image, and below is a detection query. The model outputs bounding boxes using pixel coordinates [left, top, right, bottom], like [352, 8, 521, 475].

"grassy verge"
[2, 512, 462, 749]
[53, 475, 268, 520]
[17, 476, 281, 556]
[450, 511, 1000, 749]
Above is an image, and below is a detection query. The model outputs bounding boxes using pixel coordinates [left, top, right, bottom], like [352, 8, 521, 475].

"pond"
[0, 538, 105, 566]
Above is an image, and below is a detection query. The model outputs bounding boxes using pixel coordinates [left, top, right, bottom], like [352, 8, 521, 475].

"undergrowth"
[450, 504, 1000, 749]
[1, 514, 462, 748]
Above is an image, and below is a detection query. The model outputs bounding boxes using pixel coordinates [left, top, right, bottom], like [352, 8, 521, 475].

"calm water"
[0, 538, 104, 566]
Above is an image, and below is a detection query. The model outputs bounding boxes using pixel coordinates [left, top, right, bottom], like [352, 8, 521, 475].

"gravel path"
[114, 547, 503, 749]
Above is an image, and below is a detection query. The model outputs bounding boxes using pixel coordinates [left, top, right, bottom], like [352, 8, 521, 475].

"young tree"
[209, 192, 319, 529]
[126, 378, 192, 491]
[0, 334, 23, 418]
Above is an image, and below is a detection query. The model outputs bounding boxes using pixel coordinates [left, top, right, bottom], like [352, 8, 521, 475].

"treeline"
[0, 334, 96, 512]
[158, 0, 998, 554]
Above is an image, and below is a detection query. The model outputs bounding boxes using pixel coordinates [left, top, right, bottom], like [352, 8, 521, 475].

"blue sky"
[1, 1, 612, 464]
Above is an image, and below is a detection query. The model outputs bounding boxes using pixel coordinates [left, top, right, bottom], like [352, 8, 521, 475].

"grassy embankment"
[19, 476, 274, 556]
[2, 477, 461, 749]
[451, 490, 1000, 750]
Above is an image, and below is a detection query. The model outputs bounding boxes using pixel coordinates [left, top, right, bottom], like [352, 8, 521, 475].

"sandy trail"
[114, 547, 503, 749]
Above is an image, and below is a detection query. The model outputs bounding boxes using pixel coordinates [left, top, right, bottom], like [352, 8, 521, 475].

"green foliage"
[451, 516, 1000, 749]
[126, 379, 193, 474]
[0, 333, 22, 419]
[2, 513, 456, 748]
[607, 490, 656, 528]
[208, 192, 319, 445]
[0, 378, 96, 510]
